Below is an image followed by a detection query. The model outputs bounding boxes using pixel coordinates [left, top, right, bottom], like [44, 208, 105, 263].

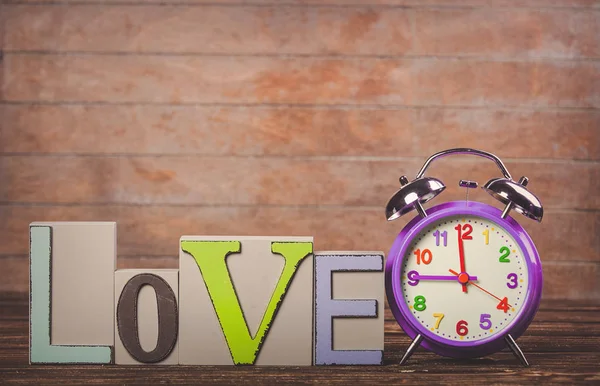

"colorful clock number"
[413, 295, 427, 311]
[496, 297, 510, 313]
[407, 270, 420, 286]
[479, 314, 492, 330]
[432, 313, 444, 329]
[456, 320, 469, 336]
[414, 248, 433, 265]
[482, 229, 489, 245]
[432, 230, 447, 247]
[499, 246, 511, 263]
[454, 223, 473, 240]
[507, 273, 518, 289]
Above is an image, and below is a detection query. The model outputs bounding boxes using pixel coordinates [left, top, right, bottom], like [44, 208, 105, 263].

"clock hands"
[449, 269, 512, 307]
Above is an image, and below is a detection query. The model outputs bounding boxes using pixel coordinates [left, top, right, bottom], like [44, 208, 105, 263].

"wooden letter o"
[117, 274, 178, 363]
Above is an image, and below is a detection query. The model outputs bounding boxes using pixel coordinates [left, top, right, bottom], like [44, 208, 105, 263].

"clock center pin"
[457, 272, 470, 284]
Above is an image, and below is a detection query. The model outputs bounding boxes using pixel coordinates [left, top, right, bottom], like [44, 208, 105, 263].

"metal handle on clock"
[415, 148, 513, 180]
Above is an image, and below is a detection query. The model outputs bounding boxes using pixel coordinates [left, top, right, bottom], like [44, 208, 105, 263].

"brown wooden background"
[0, 0, 598, 300]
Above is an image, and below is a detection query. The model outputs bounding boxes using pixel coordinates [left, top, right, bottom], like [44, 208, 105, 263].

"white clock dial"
[400, 215, 529, 342]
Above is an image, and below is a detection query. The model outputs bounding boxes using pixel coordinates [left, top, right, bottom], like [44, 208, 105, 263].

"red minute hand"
[457, 226, 467, 293]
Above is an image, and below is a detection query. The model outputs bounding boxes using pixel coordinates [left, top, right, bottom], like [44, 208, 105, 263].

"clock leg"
[399, 334, 423, 365]
[505, 334, 530, 367]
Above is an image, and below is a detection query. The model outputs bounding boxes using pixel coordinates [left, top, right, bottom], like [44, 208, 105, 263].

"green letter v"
[181, 240, 312, 365]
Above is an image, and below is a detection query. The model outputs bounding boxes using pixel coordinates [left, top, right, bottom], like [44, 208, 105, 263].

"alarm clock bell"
[483, 177, 543, 222]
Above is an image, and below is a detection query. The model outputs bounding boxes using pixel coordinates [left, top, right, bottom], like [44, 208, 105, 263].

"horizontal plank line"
[1, 202, 598, 213]
[2, 202, 432, 209]
[1, 153, 599, 164]
[0, 202, 396, 209]
[544, 261, 600, 267]
[2, 1, 599, 10]
[2, 101, 599, 113]
[4, 50, 600, 63]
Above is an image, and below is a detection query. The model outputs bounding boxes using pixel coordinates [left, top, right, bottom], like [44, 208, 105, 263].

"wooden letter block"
[179, 236, 313, 365]
[29, 222, 116, 364]
[314, 251, 384, 365]
[114, 269, 179, 365]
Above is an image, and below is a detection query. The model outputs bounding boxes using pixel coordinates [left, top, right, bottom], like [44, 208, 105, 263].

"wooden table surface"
[0, 292, 598, 385]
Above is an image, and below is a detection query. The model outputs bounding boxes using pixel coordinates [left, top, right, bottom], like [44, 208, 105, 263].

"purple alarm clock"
[384, 148, 543, 366]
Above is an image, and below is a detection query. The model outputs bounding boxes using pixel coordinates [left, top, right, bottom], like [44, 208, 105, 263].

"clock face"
[400, 214, 529, 344]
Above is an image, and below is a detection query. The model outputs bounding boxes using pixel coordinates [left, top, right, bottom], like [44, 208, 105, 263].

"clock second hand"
[449, 269, 512, 307]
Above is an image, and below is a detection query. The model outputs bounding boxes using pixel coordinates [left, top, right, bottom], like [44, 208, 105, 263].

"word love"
[29, 222, 384, 366]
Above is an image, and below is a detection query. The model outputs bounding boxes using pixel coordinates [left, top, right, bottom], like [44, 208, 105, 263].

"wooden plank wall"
[0, 0, 598, 299]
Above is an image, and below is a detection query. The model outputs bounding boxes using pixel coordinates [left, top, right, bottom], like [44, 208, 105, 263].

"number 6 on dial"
[456, 320, 469, 336]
